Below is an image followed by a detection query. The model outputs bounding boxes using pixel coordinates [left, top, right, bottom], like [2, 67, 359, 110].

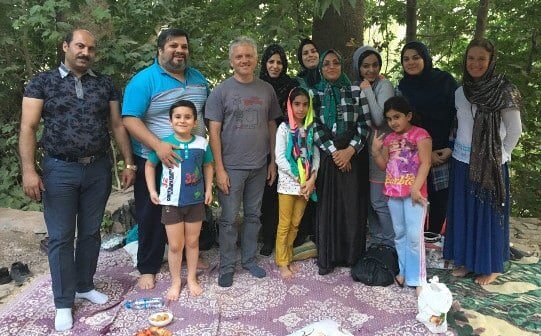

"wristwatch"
[126, 164, 137, 171]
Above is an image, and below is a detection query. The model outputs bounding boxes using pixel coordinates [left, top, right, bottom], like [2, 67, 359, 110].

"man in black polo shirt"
[19, 29, 135, 332]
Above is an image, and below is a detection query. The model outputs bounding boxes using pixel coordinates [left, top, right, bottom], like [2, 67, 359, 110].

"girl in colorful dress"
[372, 96, 432, 294]
[443, 39, 522, 285]
[274, 87, 319, 278]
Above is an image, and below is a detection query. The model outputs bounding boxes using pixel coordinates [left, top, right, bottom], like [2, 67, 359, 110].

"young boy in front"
[145, 100, 213, 300]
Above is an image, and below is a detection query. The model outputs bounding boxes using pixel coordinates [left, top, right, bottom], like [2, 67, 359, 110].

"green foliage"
[101, 212, 113, 233]
[0, 0, 539, 216]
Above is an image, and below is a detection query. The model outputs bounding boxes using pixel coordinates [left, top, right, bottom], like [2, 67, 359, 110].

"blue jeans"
[387, 197, 426, 287]
[42, 155, 112, 308]
[367, 182, 394, 246]
[218, 166, 267, 275]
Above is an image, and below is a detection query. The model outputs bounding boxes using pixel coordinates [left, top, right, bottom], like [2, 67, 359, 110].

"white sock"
[55, 308, 73, 331]
[75, 289, 109, 305]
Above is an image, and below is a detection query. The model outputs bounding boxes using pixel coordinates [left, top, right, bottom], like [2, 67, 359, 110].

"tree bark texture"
[406, 0, 417, 42]
[474, 0, 489, 39]
[312, 0, 364, 79]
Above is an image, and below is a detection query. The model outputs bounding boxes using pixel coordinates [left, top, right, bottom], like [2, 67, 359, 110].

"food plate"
[148, 311, 173, 327]
[135, 326, 172, 336]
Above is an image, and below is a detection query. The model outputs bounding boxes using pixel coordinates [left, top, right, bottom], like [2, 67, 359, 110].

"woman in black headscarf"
[295, 38, 321, 88]
[258, 44, 297, 256]
[397, 41, 458, 235]
[443, 38, 521, 285]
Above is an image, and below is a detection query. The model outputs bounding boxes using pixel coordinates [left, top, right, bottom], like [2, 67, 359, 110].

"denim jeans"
[368, 181, 395, 247]
[218, 166, 267, 275]
[42, 155, 111, 308]
[387, 197, 427, 287]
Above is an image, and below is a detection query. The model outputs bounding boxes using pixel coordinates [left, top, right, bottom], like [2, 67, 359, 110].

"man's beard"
[165, 55, 187, 73]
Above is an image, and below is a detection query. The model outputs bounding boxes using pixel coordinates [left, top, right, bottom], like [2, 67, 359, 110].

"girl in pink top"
[372, 96, 432, 295]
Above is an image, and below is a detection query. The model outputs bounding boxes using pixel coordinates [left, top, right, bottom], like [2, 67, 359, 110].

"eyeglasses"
[322, 60, 341, 68]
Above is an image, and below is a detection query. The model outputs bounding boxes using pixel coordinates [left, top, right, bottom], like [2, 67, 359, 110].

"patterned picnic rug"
[430, 256, 541, 336]
[0, 247, 453, 336]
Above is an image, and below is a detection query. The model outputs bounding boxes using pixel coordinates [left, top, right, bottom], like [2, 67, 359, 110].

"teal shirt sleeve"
[121, 71, 152, 117]
[147, 150, 159, 165]
[203, 143, 214, 163]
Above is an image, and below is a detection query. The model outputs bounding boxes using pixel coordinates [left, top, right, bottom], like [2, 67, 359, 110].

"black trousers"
[134, 155, 166, 274]
[260, 180, 278, 248]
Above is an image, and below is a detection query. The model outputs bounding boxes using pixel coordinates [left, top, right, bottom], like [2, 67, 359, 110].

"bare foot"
[166, 283, 182, 301]
[289, 263, 300, 274]
[395, 275, 405, 287]
[187, 278, 203, 296]
[138, 274, 155, 290]
[451, 266, 469, 277]
[475, 273, 501, 285]
[279, 265, 293, 279]
[416, 286, 422, 296]
[197, 257, 209, 270]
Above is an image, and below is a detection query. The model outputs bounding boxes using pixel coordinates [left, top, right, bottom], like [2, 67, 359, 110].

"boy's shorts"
[161, 203, 205, 225]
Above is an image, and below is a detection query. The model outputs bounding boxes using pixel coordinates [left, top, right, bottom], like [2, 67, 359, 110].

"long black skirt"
[315, 147, 369, 270]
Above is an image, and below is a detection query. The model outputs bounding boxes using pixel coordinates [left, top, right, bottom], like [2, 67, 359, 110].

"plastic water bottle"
[124, 297, 165, 309]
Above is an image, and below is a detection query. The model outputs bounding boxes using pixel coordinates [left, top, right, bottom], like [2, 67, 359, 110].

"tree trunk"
[406, 0, 417, 42]
[526, 30, 538, 75]
[312, 0, 364, 79]
[474, 0, 489, 39]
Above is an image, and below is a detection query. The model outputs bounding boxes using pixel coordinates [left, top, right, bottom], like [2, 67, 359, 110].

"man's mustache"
[77, 56, 90, 61]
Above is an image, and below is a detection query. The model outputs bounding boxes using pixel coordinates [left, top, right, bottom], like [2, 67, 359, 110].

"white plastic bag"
[416, 276, 453, 334]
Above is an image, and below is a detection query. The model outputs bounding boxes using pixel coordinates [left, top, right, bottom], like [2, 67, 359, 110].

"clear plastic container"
[124, 297, 165, 309]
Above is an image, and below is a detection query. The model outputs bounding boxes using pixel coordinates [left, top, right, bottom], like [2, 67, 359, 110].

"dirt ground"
[0, 190, 539, 308]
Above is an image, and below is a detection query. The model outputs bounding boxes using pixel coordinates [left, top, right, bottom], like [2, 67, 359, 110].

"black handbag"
[351, 244, 399, 286]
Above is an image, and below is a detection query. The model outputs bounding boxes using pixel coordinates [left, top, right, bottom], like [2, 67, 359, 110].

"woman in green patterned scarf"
[312, 49, 371, 275]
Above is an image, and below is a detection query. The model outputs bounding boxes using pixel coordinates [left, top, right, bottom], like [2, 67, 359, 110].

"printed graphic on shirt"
[385, 137, 418, 186]
[383, 126, 429, 198]
[147, 134, 213, 207]
[232, 94, 262, 130]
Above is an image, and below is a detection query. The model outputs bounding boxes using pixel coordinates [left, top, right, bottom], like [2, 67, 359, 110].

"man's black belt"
[48, 152, 106, 164]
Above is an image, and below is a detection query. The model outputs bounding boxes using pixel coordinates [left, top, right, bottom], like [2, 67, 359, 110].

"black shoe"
[260, 245, 273, 256]
[218, 272, 234, 287]
[0, 267, 11, 285]
[10, 262, 31, 286]
[318, 266, 333, 276]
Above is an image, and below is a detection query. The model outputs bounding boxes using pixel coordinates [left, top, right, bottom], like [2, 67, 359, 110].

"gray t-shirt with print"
[205, 77, 282, 169]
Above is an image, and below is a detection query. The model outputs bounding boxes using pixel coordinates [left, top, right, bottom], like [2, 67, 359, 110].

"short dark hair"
[384, 96, 413, 117]
[169, 100, 197, 120]
[157, 28, 189, 50]
[64, 29, 95, 44]
[64, 31, 75, 44]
